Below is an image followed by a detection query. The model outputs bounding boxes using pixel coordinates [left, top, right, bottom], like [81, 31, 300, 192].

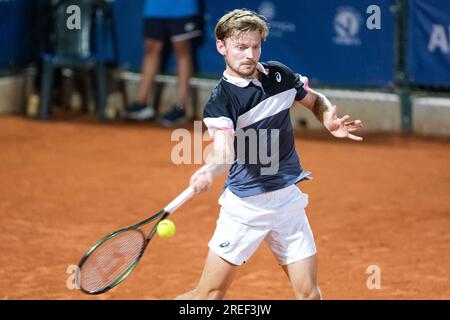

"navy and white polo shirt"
[203, 61, 311, 197]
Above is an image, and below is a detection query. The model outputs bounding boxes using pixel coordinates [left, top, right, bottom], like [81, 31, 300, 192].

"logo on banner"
[258, 1, 296, 38]
[333, 6, 362, 46]
[258, 1, 275, 20]
[428, 24, 450, 54]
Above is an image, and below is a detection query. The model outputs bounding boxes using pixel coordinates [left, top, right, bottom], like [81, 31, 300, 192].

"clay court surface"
[0, 114, 449, 300]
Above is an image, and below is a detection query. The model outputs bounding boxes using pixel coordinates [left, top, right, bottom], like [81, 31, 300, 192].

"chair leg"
[39, 61, 54, 120]
[94, 63, 107, 120]
[82, 70, 94, 114]
[119, 78, 128, 110]
[61, 70, 75, 111]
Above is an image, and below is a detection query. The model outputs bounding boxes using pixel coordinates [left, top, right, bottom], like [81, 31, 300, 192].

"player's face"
[217, 30, 262, 78]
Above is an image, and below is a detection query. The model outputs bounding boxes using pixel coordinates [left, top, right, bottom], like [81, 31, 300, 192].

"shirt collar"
[222, 63, 269, 88]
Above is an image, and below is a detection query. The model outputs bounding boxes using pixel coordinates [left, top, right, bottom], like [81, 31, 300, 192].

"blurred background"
[0, 0, 449, 136]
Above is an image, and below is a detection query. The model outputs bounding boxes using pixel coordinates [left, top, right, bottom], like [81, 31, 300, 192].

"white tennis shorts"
[208, 184, 317, 266]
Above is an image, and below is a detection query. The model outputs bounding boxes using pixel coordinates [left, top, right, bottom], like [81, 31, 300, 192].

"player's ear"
[216, 39, 226, 56]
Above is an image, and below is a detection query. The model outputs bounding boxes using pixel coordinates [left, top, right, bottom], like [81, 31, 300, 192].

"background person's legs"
[281, 254, 322, 300]
[125, 39, 163, 120]
[175, 250, 238, 300]
[158, 13, 203, 127]
[158, 38, 192, 127]
[172, 39, 192, 109]
[136, 39, 163, 105]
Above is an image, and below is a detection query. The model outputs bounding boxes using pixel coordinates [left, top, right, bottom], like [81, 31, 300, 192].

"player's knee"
[295, 284, 322, 300]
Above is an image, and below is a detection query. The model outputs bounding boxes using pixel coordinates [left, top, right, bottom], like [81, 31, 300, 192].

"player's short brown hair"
[215, 9, 269, 41]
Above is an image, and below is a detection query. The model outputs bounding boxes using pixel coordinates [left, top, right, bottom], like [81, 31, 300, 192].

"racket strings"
[80, 229, 145, 293]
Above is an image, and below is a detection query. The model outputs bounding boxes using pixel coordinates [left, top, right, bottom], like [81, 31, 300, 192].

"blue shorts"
[143, 16, 202, 42]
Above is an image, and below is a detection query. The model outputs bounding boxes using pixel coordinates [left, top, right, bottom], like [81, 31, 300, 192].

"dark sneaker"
[124, 102, 155, 121]
[159, 105, 187, 127]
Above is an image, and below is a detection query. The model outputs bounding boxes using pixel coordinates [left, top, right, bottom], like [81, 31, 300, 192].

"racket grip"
[163, 186, 195, 214]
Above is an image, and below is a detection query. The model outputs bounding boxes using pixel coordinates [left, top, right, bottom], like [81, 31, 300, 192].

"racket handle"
[163, 186, 195, 214]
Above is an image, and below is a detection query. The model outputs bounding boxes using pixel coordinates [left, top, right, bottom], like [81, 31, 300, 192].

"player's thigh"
[282, 254, 319, 297]
[196, 249, 238, 298]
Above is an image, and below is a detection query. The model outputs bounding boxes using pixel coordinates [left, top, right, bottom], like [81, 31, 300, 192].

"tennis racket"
[77, 186, 195, 295]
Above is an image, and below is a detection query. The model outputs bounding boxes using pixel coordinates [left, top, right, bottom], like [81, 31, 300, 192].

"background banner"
[109, 0, 396, 88]
[407, 0, 450, 87]
[0, 0, 35, 69]
[195, 0, 396, 88]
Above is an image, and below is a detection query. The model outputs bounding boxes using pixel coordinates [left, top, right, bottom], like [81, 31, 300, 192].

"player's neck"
[224, 66, 258, 80]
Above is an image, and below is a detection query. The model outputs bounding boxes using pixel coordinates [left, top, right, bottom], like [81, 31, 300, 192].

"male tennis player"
[176, 9, 363, 300]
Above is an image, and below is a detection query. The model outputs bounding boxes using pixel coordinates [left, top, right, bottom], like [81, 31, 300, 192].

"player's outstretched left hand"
[325, 105, 364, 141]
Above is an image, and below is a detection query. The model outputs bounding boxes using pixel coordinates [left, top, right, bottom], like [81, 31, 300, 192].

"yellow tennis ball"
[157, 219, 176, 238]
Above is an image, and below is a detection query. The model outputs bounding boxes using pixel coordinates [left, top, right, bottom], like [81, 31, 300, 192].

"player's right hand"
[190, 171, 213, 194]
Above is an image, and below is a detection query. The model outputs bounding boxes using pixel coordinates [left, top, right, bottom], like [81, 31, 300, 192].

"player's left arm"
[298, 88, 364, 141]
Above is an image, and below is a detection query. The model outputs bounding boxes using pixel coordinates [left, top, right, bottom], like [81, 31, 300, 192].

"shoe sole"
[124, 109, 156, 121]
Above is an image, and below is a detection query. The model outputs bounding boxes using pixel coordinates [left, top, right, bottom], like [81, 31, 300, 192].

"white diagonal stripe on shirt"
[236, 88, 297, 130]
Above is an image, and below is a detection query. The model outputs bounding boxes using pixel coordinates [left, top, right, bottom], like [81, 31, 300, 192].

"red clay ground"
[0, 114, 449, 300]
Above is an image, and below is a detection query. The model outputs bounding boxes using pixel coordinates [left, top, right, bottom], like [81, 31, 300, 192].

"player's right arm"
[190, 129, 235, 194]
[190, 85, 237, 194]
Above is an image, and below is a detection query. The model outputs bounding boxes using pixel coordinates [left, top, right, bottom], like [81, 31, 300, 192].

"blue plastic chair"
[38, 0, 108, 120]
